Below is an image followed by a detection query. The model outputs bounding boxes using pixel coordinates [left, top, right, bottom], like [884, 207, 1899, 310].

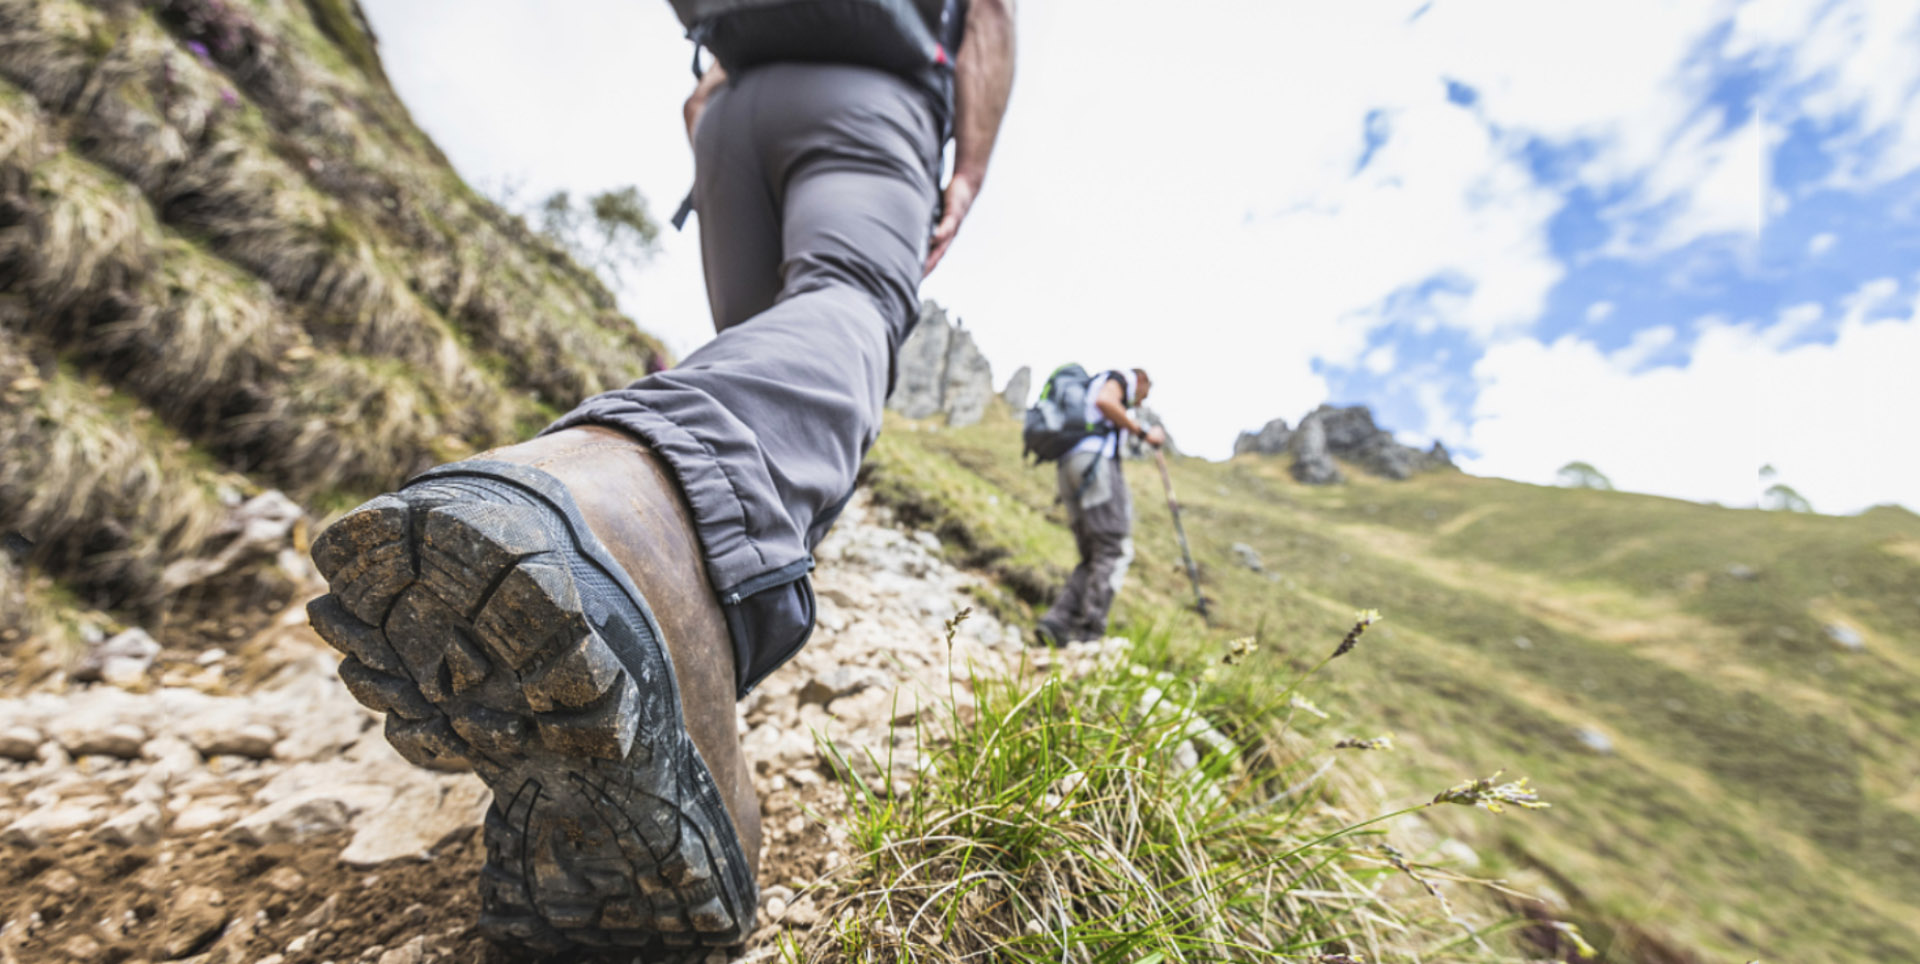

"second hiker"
[1032, 366, 1163, 645]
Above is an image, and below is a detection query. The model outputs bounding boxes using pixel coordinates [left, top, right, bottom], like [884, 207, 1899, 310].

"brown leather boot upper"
[480, 426, 762, 876]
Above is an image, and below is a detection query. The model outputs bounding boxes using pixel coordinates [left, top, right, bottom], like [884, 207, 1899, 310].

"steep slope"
[869, 409, 1920, 964]
[0, 0, 663, 670]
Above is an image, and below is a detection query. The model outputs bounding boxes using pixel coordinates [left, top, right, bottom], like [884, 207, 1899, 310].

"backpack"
[1022, 365, 1127, 463]
[668, 0, 960, 78]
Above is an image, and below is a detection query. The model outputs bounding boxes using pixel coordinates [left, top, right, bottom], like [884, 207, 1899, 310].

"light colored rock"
[190, 720, 280, 760]
[743, 723, 817, 776]
[341, 778, 490, 867]
[377, 936, 427, 964]
[1825, 622, 1865, 651]
[999, 365, 1032, 409]
[2, 801, 104, 846]
[75, 628, 161, 686]
[0, 725, 43, 761]
[797, 665, 887, 708]
[95, 802, 164, 846]
[57, 722, 147, 759]
[159, 490, 305, 594]
[142, 735, 203, 782]
[1230, 542, 1264, 572]
[227, 793, 354, 845]
[173, 800, 242, 834]
[157, 885, 230, 960]
[1574, 727, 1616, 755]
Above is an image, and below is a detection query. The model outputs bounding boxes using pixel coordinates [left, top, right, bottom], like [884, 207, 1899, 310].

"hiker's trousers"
[551, 63, 940, 695]
[1044, 453, 1136, 641]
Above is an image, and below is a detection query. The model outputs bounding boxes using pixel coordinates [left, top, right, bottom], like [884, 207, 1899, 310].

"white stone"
[191, 721, 280, 760]
[95, 803, 164, 846]
[57, 722, 147, 759]
[341, 777, 490, 867]
[2, 802, 103, 846]
[226, 793, 355, 845]
[173, 798, 244, 833]
[1574, 727, 1615, 754]
[0, 725, 43, 761]
[1825, 623, 1865, 651]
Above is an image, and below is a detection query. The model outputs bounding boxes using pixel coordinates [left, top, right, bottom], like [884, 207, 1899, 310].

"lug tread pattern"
[305, 471, 754, 955]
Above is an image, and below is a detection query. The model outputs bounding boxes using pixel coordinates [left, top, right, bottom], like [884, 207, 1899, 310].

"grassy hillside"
[0, 0, 663, 669]
[868, 408, 1920, 963]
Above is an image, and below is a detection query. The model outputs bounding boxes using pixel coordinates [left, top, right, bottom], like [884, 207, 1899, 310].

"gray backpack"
[668, 0, 959, 77]
[1023, 364, 1128, 463]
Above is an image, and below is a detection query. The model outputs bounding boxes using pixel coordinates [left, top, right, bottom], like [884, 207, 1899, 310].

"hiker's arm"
[684, 64, 728, 144]
[1094, 381, 1165, 447]
[925, 0, 1015, 276]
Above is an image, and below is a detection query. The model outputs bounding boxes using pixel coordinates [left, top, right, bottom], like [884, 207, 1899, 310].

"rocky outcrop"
[1289, 416, 1344, 484]
[1234, 418, 1294, 457]
[1000, 366, 1032, 409]
[889, 301, 996, 427]
[1239, 405, 1453, 485]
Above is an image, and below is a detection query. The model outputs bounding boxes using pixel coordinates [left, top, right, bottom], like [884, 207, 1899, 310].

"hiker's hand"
[1144, 426, 1166, 448]
[925, 175, 978, 276]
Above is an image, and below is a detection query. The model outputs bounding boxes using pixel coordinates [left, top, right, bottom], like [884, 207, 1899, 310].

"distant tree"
[1762, 483, 1812, 513]
[1556, 460, 1613, 491]
[536, 186, 661, 285]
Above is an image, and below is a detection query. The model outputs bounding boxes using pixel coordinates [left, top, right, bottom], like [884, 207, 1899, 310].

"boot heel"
[307, 462, 755, 954]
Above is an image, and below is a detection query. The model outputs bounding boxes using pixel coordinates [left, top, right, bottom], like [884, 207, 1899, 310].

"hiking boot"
[1032, 618, 1067, 648]
[306, 426, 760, 956]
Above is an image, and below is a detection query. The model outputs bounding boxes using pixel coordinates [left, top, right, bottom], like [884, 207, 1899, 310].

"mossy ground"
[867, 408, 1920, 963]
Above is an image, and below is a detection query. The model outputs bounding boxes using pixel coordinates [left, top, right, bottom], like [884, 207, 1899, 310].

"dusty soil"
[0, 492, 1019, 963]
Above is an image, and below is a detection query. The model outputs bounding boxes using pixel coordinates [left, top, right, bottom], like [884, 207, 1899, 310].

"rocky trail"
[0, 491, 1021, 964]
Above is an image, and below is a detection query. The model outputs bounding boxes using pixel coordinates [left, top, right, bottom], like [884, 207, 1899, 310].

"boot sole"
[305, 459, 755, 955]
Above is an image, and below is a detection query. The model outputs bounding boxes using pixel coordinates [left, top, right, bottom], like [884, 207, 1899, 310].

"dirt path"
[0, 492, 1017, 963]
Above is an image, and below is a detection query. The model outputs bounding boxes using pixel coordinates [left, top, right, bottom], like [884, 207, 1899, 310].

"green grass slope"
[0, 0, 664, 668]
[868, 408, 1920, 963]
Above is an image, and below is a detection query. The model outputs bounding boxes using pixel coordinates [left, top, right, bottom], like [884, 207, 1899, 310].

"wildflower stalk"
[1268, 609, 1382, 715]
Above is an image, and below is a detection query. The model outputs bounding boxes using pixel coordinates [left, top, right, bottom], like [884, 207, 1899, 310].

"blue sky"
[362, 0, 1920, 513]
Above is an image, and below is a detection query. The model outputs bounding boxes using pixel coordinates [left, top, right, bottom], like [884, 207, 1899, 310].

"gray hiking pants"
[550, 63, 940, 695]
[1043, 452, 1135, 642]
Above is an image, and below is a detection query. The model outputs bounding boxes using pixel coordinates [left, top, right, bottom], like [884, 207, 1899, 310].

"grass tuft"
[799, 613, 1547, 962]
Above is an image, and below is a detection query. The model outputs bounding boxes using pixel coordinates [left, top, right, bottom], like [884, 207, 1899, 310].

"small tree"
[1555, 460, 1613, 491]
[534, 186, 661, 285]
[1762, 483, 1812, 513]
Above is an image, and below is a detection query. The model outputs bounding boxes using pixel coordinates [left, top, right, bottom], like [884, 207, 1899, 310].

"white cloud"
[1808, 232, 1838, 256]
[1586, 300, 1616, 324]
[1609, 325, 1677, 371]
[1363, 343, 1398, 375]
[1461, 277, 1920, 514]
[357, 0, 1919, 511]
[1730, 0, 1920, 187]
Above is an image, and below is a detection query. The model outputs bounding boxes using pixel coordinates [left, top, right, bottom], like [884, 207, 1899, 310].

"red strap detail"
[934, 44, 949, 65]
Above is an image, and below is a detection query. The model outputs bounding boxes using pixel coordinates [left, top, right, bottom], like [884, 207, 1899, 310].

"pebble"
[95, 802, 164, 846]
[0, 725, 44, 761]
[58, 722, 148, 759]
[2, 801, 104, 846]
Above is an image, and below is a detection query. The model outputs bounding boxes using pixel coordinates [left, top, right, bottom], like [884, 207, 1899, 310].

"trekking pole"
[1152, 448, 1212, 625]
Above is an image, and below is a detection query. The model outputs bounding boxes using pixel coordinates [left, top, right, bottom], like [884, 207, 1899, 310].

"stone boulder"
[1242, 404, 1455, 485]
[1000, 365, 1031, 410]
[1234, 418, 1292, 456]
[1288, 416, 1344, 485]
[887, 301, 996, 427]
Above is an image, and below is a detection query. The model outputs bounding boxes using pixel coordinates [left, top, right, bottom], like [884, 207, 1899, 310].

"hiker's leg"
[1072, 464, 1135, 639]
[1040, 459, 1090, 635]
[552, 63, 938, 687]
[691, 76, 783, 331]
